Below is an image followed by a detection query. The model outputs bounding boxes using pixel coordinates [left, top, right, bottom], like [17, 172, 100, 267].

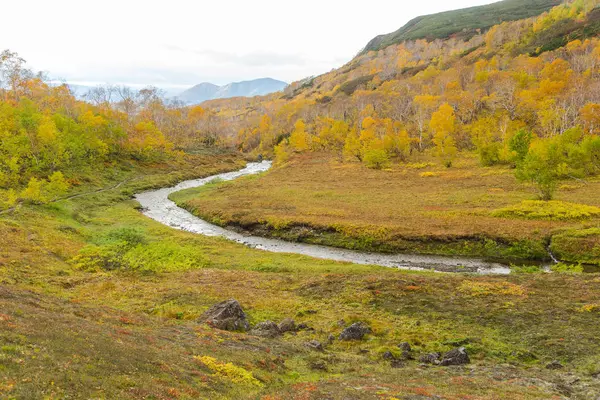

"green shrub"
[492, 200, 600, 220]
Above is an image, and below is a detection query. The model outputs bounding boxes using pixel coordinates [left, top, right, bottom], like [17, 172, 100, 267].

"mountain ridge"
[363, 0, 562, 53]
[177, 78, 288, 105]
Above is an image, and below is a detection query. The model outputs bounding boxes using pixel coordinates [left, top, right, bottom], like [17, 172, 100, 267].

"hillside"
[363, 0, 562, 53]
[177, 78, 287, 104]
[3, 0, 600, 398]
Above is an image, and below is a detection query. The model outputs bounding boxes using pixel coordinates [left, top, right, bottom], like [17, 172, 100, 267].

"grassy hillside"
[363, 0, 561, 52]
[3, 155, 600, 398]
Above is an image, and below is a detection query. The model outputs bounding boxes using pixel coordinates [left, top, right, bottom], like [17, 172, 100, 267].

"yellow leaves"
[195, 356, 263, 387]
[289, 119, 309, 152]
[430, 104, 455, 137]
[414, 95, 440, 110]
[20, 177, 45, 204]
[258, 114, 272, 134]
[540, 59, 572, 82]
[37, 116, 57, 143]
[580, 103, 600, 134]
[188, 105, 206, 121]
[579, 303, 600, 313]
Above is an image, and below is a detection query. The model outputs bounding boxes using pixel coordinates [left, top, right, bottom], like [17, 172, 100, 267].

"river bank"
[171, 154, 600, 268]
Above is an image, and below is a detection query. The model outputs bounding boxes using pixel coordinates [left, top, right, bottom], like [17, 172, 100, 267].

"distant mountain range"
[175, 78, 288, 105]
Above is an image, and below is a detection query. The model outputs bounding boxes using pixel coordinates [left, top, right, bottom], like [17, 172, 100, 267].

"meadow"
[2, 154, 600, 398]
[173, 153, 600, 266]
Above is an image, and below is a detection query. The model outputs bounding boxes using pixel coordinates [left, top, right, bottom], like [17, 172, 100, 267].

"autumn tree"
[430, 103, 457, 165]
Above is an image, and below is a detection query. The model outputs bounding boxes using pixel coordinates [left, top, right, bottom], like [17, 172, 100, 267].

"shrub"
[551, 262, 584, 274]
[195, 356, 263, 387]
[363, 147, 390, 169]
[492, 200, 600, 220]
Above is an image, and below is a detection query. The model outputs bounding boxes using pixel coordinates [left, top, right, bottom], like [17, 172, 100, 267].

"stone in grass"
[277, 318, 296, 333]
[440, 347, 470, 366]
[305, 340, 324, 351]
[546, 360, 564, 370]
[339, 322, 372, 341]
[250, 321, 281, 338]
[200, 299, 249, 332]
[419, 352, 441, 365]
[398, 342, 412, 352]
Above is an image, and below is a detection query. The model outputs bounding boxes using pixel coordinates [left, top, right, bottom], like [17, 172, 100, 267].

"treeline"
[209, 0, 600, 199]
[0, 51, 232, 209]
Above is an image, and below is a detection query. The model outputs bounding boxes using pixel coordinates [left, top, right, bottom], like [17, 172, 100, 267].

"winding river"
[135, 161, 516, 275]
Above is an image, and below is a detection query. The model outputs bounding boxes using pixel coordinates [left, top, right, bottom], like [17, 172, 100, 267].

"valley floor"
[174, 153, 600, 266]
[1, 153, 600, 399]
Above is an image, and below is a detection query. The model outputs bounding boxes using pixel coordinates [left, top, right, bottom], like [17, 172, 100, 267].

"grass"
[2, 151, 600, 398]
[173, 153, 600, 264]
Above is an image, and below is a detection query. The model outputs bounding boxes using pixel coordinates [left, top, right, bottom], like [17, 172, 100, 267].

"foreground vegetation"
[2, 156, 600, 399]
[174, 153, 600, 265]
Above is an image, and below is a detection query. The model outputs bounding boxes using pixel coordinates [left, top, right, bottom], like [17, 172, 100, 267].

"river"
[135, 161, 518, 274]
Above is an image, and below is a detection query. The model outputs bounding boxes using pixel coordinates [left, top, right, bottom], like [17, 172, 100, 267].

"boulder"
[200, 299, 249, 332]
[546, 360, 564, 370]
[297, 323, 313, 331]
[339, 322, 372, 341]
[419, 352, 441, 365]
[390, 359, 405, 368]
[250, 321, 281, 338]
[440, 347, 470, 366]
[277, 318, 296, 333]
[398, 342, 412, 352]
[305, 340, 324, 351]
[382, 351, 395, 360]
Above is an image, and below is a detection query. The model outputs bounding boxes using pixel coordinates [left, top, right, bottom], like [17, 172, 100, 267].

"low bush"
[492, 200, 600, 220]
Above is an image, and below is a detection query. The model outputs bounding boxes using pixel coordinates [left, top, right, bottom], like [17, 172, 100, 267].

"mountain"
[363, 0, 562, 53]
[176, 78, 288, 105]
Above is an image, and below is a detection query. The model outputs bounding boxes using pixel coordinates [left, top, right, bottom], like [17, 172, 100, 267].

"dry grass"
[176, 153, 600, 262]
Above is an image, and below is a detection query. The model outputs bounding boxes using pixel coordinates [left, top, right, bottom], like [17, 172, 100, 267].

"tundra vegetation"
[2, 0, 600, 398]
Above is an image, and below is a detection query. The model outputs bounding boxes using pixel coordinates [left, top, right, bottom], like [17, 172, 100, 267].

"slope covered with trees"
[363, 0, 561, 53]
[199, 0, 600, 201]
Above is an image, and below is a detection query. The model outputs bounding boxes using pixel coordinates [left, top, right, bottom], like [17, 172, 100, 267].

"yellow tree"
[430, 103, 457, 165]
[289, 119, 309, 152]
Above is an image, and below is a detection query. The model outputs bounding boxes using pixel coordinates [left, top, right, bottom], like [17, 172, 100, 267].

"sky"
[0, 0, 496, 92]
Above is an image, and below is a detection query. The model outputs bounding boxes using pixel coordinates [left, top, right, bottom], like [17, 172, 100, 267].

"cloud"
[164, 45, 307, 67]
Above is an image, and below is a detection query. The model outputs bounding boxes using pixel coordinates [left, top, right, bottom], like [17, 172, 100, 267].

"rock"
[277, 318, 296, 333]
[200, 299, 249, 332]
[440, 347, 470, 366]
[327, 334, 335, 344]
[390, 359, 405, 368]
[305, 340, 324, 351]
[398, 342, 412, 352]
[546, 360, 564, 370]
[297, 323, 313, 331]
[339, 322, 372, 341]
[419, 352, 441, 365]
[309, 360, 327, 371]
[382, 351, 395, 360]
[250, 321, 281, 338]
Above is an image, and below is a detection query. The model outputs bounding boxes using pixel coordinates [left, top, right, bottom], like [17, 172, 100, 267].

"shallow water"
[135, 161, 517, 274]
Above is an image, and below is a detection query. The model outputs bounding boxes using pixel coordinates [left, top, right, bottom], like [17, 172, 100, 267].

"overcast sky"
[0, 0, 496, 90]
